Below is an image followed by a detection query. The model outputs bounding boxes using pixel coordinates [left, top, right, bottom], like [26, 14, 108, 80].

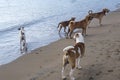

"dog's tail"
[88, 10, 93, 14]
[57, 23, 61, 28]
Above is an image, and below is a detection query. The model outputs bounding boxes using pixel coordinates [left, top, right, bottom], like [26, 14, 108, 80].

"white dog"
[18, 27, 27, 53]
[62, 33, 85, 80]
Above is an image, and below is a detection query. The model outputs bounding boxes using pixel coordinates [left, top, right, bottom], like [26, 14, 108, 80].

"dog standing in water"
[18, 27, 27, 54]
[62, 33, 85, 80]
[58, 17, 75, 34]
[67, 15, 93, 38]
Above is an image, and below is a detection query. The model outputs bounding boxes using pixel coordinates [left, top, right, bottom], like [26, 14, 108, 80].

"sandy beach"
[0, 9, 120, 80]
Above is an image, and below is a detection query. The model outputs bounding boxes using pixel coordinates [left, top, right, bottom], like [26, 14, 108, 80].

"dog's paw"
[62, 77, 67, 80]
[66, 36, 69, 39]
[100, 24, 103, 26]
[71, 77, 75, 80]
[76, 66, 82, 70]
[70, 37, 73, 39]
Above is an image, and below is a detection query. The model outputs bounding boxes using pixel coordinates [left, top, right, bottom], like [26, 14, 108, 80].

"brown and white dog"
[18, 27, 27, 53]
[88, 8, 110, 26]
[62, 33, 85, 80]
[67, 15, 93, 38]
[58, 17, 75, 34]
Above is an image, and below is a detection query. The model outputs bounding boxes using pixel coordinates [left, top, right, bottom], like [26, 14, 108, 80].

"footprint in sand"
[89, 76, 94, 80]
[96, 71, 102, 76]
[108, 69, 114, 73]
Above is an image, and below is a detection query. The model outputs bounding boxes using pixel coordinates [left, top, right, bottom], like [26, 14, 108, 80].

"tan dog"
[67, 15, 93, 38]
[62, 33, 85, 80]
[18, 27, 27, 53]
[58, 17, 75, 34]
[88, 8, 110, 26]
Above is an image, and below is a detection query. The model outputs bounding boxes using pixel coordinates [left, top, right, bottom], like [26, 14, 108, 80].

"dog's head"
[103, 8, 110, 15]
[18, 27, 25, 35]
[73, 32, 84, 43]
[88, 10, 93, 15]
[73, 32, 83, 39]
[103, 8, 110, 13]
[69, 21, 75, 26]
[70, 17, 76, 21]
[18, 27, 24, 30]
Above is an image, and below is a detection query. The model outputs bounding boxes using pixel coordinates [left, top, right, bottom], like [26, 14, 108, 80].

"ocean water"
[0, 0, 119, 65]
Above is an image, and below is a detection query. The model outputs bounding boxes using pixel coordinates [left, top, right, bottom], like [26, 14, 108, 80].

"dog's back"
[58, 17, 75, 28]
[73, 33, 85, 57]
[88, 8, 110, 19]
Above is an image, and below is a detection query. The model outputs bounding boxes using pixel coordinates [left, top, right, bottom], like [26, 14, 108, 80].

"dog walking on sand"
[62, 32, 85, 80]
[88, 8, 110, 26]
[67, 15, 93, 38]
[58, 17, 75, 34]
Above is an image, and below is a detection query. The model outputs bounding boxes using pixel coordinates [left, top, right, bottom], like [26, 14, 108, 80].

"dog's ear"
[75, 33, 79, 37]
[71, 17, 76, 21]
[66, 50, 70, 55]
[73, 33, 79, 39]
[67, 50, 74, 55]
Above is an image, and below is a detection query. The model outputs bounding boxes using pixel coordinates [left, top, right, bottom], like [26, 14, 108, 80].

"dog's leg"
[62, 55, 68, 80]
[21, 42, 24, 53]
[76, 58, 78, 68]
[80, 43, 85, 58]
[58, 24, 62, 33]
[82, 28, 86, 37]
[20, 39, 22, 51]
[69, 68, 75, 80]
[84, 28, 87, 36]
[76, 57, 82, 69]
[20, 40, 24, 53]
[23, 44, 27, 53]
[25, 45, 27, 53]
[69, 58, 75, 80]
[66, 28, 70, 39]
[64, 27, 66, 33]
[69, 30, 73, 39]
[62, 67, 66, 80]
[99, 18, 102, 26]
[24, 40, 27, 53]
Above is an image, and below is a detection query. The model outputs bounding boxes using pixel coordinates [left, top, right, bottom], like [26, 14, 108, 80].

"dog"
[67, 15, 93, 38]
[62, 33, 85, 80]
[58, 17, 75, 34]
[88, 8, 110, 26]
[18, 27, 27, 53]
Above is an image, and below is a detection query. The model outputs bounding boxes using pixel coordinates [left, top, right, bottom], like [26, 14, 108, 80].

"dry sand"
[0, 10, 120, 80]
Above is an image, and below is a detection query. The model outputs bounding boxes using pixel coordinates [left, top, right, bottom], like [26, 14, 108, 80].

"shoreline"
[0, 9, 120, 80]
[0, 9, 120, 66]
